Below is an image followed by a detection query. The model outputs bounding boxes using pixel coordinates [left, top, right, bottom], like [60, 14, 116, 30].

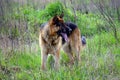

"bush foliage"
[12, 1, 108, 36]
[0, 1, 120, 80]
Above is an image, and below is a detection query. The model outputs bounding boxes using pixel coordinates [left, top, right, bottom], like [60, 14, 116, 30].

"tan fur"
[39, 16, 62, 70]
[62, 28, 82, 64]
[39, 16, 82, 70]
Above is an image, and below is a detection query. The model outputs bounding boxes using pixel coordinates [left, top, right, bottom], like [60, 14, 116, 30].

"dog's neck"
[42, 25, 59, 42]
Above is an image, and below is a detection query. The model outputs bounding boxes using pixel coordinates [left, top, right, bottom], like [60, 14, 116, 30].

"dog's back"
[61, 22, 86, 46]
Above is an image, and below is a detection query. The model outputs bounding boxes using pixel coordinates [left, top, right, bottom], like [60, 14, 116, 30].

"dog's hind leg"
[74, 31, 81, 64]
[69, 28, 81, 65]
[74, 47, 81, 65]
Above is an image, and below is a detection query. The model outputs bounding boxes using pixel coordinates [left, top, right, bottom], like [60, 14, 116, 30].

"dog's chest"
[46, 36, 62, 54]
[48, 35, 61, 46]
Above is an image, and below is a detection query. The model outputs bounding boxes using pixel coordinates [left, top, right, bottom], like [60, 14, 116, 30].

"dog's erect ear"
[60, 12, 64, 18]
[52, 15, 59, 24]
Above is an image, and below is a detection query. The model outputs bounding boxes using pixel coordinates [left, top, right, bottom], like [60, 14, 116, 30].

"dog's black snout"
[65, 25, 72, 32]
[63, 28, 66, 32]
[68, 27, 72, 31]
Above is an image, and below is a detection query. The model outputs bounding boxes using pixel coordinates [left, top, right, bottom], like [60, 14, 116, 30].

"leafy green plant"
[38, 1, 66, 23]
[76, 13, 106, 36]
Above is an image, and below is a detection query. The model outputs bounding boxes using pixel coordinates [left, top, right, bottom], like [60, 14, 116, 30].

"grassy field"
[0, 32, 120, 80]
[0, 1, 120, 80]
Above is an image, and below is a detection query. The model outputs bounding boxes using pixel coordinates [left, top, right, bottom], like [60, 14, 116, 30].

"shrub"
[37, 1, 75, 23]
[38, 2, 65, 23]
[76, 13, 106, 36]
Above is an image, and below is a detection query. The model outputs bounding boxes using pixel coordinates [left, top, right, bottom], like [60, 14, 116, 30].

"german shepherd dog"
[39, 15, 86, 70]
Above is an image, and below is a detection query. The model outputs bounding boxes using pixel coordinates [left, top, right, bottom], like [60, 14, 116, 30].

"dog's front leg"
[53, 50, 60, 70]
[41, 49, 48, 70]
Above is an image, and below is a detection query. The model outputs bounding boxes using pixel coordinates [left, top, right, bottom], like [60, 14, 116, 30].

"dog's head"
[49, 14, 72, 42]
[49, 15, 63, 35]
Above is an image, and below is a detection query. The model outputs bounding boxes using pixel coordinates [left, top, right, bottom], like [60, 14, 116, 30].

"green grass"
[0, 32, 120, 80]
[0, 1, 120, 80]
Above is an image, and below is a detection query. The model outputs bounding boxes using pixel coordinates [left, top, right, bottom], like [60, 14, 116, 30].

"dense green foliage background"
[0, 1, 120, 80]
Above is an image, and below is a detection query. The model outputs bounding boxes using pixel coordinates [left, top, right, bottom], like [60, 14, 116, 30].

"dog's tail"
[81, 36, 86, 47]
